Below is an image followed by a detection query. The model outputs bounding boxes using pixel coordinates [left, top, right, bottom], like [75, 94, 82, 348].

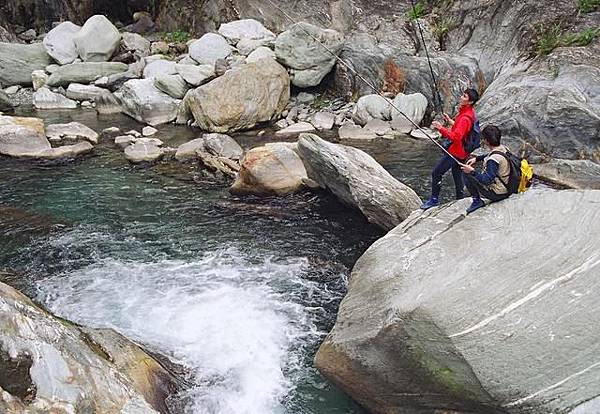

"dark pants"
[464, 174, 509, 202]
[431, 154, 465, 199]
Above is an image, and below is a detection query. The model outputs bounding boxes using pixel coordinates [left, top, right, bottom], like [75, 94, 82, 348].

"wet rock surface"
[0, 281, 179, 413]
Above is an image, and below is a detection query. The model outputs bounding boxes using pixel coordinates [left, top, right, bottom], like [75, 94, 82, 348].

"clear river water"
[0, 108, 448, 414]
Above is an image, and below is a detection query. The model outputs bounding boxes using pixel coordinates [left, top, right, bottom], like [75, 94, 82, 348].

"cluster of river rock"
[1, 7, 600, 414]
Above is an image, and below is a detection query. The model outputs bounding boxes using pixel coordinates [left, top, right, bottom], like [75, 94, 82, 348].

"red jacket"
[439, 105, 476, 160]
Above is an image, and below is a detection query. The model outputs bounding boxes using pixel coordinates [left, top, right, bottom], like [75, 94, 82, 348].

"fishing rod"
[262, 0, 463, 165]
[409, 0, 444, 115]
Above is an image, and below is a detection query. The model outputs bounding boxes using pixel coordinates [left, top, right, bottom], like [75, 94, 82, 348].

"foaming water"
[36, 234, 342, 414]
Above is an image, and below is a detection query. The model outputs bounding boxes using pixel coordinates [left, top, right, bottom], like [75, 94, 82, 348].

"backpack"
[463, 115, 481, 153]
[490, 150, 534, 194]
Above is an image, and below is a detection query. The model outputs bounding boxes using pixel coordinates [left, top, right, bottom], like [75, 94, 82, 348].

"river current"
[0, 109, 445, 413]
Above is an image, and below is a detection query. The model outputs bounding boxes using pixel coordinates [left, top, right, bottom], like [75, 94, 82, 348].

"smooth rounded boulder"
[352, 94, 392, 126]
[275, 22, 343, 87]
[116, 79, 181, 126]
[43, 21, 81, 65]
[73, 15, 121, 62]
[297, 133, 421, 230]
[218, 19, 275, 45]
[188, 33, 233, 66]
[184, 58, 289, 132]
[176, 133, 243, 161]
[316, 189, 600, 414]
[390, 92, 429, 133]
[230, 143, 307, 195]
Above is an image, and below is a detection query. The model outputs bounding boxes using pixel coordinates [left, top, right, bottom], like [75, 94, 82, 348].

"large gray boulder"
[352, 94, 392, 126]
[176, 133, 243, 161]
[230, 143, 308, 195]
[47, 62, 128, 87]
[0, 281, 176, 413]
[124, 138, 164, 163]
[188, 33, 234, 66]
[390, 92, 429, 133]
[66, 83, 113, 102]
[73, 15, 121, 62]
[115, 79, 181, 126]
[121, 32, 151, 57]
[33, 87, 77, 109]
[533, 159, 600, 190]
[143, 59, 177, 79]
[316, 189, 600, 414]
[96, 59, 146, 92]
[154, 74, 189, 99]
[275, 22, 344, 87]
[184, 58, 289, 132]
[246, 46, 276, 63]
[0, 43, 52, 86]
[43, 21, 81, 65]
[0, 115, 51, 157]
[36, 141, 94, 159]
[218, 19, 276, 45]
[175, 63, 215, 87]
[46, 122, 99, 144]
[297, 134, 421, 230]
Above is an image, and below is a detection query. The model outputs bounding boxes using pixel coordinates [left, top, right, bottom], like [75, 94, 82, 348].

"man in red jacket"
[420, 88, 479, 210]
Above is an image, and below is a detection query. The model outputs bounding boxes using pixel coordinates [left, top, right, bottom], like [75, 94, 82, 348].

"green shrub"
[579, 0, 600, 13]
[407, 2, 426, 20]
[536, 24, 563, 56]
[564, 28, 600, 46]
[537, 25, 600, 56]
[164, 30, 190, 43]
[433, 17, 458, 49]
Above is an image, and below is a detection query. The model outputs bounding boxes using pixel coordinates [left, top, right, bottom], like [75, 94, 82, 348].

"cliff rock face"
[0, 0, 150, 31]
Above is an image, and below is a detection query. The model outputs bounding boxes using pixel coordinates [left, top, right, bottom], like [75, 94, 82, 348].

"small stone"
[18, 29, 37, 43]
[296, 92, 315, 104]
[81, 101, 92, 108]
[275, 119, 289, 129]
[311, 111, 335, 130]
[125, 129, 142, 138]
[4, 86, 21, 95]
[410, 127, 440, 140]
[101, 127, 121, 137]
[114, 135, 136, 148]
[142, 126, 157, 136]
[31, 70, 49, 91]
[275, 121, 316, 136]
[150, 41, 170, 55]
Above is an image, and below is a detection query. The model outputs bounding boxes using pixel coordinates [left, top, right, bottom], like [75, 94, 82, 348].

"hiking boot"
[466, 198, 485, 214]
[420, 197, 439, 210]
